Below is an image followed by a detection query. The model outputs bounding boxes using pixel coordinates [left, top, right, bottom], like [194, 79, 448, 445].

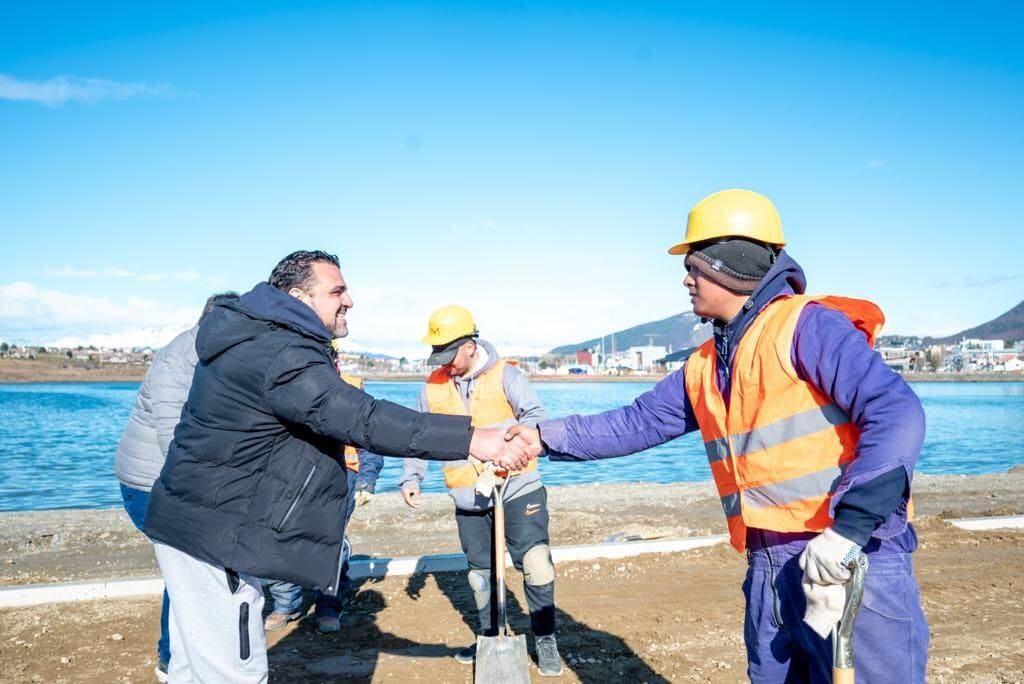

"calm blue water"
[1, 381, 1022, 512]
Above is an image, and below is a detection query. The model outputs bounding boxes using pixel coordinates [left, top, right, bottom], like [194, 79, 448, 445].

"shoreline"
[1, 367, 1022, 384]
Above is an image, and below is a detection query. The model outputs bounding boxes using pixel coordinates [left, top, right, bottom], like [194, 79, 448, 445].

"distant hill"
[925, 299, 1024, 344]
[548, 312, 711, 356]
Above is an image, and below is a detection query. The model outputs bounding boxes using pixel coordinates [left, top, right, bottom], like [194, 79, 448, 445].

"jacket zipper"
[275, 465, 317, 532]
[238, 602, 250, 660]
[759, 529, 785, 628]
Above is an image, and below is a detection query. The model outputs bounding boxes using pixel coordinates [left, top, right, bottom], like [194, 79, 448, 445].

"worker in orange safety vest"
[507, 189, 930, 683]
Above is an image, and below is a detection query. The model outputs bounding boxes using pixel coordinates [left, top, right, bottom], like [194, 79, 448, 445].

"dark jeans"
[455, 486, 555, 637]
[120, 483, 171, 665]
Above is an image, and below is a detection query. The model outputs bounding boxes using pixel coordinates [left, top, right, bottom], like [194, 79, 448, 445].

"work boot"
[317, 616, 341, 634]
[535, 635, 563, 677]
[263, 611, 299, 632]
[454, 643, 477, 665]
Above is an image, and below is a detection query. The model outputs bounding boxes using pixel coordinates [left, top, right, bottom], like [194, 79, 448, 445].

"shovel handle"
[832, 667, 854, 684]
[493, 479, 508, 633]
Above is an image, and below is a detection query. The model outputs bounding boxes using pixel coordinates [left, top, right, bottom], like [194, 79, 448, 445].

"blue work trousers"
[743, 534, 929, 683]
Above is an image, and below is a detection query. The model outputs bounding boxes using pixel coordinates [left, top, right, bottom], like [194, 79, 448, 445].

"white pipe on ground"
[2, 515, 1020, 608]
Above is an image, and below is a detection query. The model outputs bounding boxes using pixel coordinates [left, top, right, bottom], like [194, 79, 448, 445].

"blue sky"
[2, 1, 1022, 357]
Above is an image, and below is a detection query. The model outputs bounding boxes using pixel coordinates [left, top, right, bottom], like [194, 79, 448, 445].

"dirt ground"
[4, 470, 1024, 587]
[2, 517, 1023, 683]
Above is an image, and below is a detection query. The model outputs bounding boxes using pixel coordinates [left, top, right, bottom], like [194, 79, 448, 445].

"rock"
[60, 656, 71, 664]
[110, 633, 124, 641]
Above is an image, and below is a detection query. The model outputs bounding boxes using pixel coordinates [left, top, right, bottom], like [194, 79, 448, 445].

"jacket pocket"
[238, 601, 251, 661]
[273, 463, 317, 533]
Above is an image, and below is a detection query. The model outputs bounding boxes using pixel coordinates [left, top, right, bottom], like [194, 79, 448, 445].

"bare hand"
[505, 425, 543, 459]
[471, 427, 540, 471]
[401, 485, 421, 509]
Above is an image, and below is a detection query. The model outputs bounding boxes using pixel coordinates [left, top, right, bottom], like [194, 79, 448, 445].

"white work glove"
[474, 466, 505, 498]
[802, 579, 847, 638]
[354, 489, 374, 507]
[400, 482, 421, 509]
[798, 528, 860, 585]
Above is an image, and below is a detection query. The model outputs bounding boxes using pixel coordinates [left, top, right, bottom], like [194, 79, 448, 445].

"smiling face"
[289, 261, 354, 337]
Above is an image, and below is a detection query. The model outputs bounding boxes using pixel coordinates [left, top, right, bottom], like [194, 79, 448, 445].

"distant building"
[625, 345, 668, 373]
[656, 347, 698, 373]
[958, 338, 1009, 371]
[1003, 357, 1024, 372]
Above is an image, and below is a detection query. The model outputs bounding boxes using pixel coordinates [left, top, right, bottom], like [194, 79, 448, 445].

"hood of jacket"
[195, 282, 333, 364]
[712, 249, 807, 370]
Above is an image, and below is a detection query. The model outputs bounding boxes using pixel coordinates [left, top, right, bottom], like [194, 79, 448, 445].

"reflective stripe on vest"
[424, 359, 537, 489]
[339, 374, 364, 473]
[684, 294, 894, 552]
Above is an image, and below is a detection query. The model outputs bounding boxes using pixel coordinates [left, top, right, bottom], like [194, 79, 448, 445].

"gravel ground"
[3, 469, 1023, 587]
[1, 517, 1022, 683]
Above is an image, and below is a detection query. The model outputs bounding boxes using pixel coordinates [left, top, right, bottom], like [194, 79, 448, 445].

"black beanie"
[685, 238, 775, 294]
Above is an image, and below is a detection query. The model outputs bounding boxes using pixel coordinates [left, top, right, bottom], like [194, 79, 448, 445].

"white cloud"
[47, 266, 205, 283]
[0, 281, 198, 347]
[0, 74, 170, 106]
[933, 274, 1021, 290]
[46, 266, 137, 278]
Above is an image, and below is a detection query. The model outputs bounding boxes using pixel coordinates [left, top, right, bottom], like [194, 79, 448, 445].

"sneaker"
[154, 658, 168, 683]
[263, 611, 299, 632]
[535, 635, 563, 677]
[454, 643, 476, 665]
[317, 616, 341, 634]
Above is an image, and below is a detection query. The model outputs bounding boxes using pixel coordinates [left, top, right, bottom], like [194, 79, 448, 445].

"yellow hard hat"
[422, 305, 478, 346]
[668, 189, 785, 255]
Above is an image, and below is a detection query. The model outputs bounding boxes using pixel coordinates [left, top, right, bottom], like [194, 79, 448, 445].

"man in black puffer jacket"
[144, 250, 534, 683]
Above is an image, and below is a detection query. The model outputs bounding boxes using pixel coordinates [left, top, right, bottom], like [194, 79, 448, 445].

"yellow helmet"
[422, 305, 478, 346]
[668, 189, 785, 255]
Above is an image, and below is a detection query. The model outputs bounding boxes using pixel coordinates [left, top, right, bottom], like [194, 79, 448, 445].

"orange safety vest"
[339, 374, 364, 473]
[684, 294, 901, 552]
[425, 359, 537, 489]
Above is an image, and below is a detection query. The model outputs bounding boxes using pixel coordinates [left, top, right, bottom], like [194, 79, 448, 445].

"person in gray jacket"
[114, 292, 234, 681]
[400, 304, 563, 677]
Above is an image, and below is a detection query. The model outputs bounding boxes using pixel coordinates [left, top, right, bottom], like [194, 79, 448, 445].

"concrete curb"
[946, 514, 1024, 531]
[3, 515, 1022, 608]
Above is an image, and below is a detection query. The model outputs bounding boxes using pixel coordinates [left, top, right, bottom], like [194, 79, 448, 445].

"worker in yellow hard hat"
[420, 304, 480, 366]
[507, 189, 930, 683]
[401, 304, 564, 677]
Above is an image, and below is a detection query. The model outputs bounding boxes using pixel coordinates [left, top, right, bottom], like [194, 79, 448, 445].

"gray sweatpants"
[154, 542, 268, 684]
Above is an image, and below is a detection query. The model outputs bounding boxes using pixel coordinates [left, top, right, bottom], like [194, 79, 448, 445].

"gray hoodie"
[114, 326, 198, 491]
[400, 339, 546, 511]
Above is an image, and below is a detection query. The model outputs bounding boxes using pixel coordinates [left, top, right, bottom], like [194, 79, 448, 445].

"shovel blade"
[474, 634, 530, 684]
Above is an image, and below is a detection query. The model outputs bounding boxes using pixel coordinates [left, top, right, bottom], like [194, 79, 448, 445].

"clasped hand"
[468, 424, 543, 471]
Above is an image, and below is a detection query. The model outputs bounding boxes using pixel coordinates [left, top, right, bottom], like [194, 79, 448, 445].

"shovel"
[832, 552, 869, 684]
[475, 476, 530, 684]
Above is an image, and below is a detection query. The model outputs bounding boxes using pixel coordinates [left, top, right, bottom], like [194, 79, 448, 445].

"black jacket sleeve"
[832, 466, 908, 546]
[263, 341, 472, 460]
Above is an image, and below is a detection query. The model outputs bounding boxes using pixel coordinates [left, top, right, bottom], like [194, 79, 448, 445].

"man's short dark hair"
[268, 250, 340, 292]
[198, 292, 239, 324]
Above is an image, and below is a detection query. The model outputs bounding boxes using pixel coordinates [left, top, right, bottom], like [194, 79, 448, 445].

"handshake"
[468, 425, 542, 471]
